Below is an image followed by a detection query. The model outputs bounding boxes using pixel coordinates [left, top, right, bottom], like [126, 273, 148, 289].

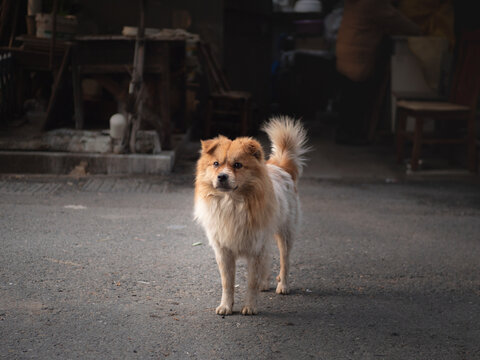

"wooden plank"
[16, 36, 69, 53]
[78, 64, 165, 75]
[75, 35, 187, 42]
[42, 45, 71, 130]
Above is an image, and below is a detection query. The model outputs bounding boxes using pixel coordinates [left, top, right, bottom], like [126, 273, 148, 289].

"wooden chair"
[395, 30, 480, 172]
[199, 41, 251, 138]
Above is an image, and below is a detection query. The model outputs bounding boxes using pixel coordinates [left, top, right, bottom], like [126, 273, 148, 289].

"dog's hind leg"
[214, 248, 236, 315]
[275, 232, 292, 295]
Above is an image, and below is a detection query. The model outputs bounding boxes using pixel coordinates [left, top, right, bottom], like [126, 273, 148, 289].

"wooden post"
[49, 0, 59, 70]
[122, 0, 146, 153]
[160, 42, 172, 149]
[71, 44, 84, 129]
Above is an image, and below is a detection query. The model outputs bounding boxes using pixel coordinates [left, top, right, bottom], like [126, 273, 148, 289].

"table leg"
[71, 45, 84, 129]
[42, 45, 71, 130]
[396, 108, 407, 164]
[411, 117, 423, 171]
[160, 43, 172, 150]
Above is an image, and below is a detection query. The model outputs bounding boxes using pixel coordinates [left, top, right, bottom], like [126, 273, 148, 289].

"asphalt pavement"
[1, 139, 480, 359]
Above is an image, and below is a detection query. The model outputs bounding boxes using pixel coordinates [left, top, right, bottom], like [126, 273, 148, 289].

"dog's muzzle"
[215, 173, 236, 191]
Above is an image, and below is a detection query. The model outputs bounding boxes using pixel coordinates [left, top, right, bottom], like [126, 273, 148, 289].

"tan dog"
[194, 116, 308, 315]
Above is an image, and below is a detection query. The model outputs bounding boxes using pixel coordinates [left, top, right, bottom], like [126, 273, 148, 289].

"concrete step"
[0, 150, 175, 175]
[0, 127, 194, 175]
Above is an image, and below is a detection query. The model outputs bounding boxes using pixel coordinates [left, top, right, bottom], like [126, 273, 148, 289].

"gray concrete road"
[1, 168, 480, 359]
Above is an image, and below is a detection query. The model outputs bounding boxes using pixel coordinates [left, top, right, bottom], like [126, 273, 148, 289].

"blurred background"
[0, 0, 479, 174]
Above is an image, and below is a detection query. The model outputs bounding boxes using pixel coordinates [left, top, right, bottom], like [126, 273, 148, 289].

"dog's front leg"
[214, 247, 236, 315]
[242, 252, 267, 315]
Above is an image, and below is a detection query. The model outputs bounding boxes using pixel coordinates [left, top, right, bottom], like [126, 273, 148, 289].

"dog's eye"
[213, 161, 219, 167]
[233, 162, 243, 169]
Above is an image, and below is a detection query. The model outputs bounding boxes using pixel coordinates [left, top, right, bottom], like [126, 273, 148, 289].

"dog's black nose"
[217, 173, 229, 182]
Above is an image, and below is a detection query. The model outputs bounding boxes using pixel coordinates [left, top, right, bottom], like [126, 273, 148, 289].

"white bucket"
[109, 113, 126, 140]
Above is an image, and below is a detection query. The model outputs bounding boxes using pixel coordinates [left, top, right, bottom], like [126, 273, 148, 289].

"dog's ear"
[200, 139, 217, 154]
[200, 138, 220, 154]
[201, 135, 229, 154]
[244, 139, 264, 160]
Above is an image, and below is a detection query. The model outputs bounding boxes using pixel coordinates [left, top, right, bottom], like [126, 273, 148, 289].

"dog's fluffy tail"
[262, 116, 309, 182]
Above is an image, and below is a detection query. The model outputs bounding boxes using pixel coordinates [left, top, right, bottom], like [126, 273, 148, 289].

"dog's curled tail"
[262, 116, 309, 182]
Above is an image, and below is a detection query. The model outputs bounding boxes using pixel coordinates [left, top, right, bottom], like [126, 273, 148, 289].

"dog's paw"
[241, 305, 257, 315]
[216, 304, 233, 315]
[276, 282, 290, 295]
[259, 281, 271, 292]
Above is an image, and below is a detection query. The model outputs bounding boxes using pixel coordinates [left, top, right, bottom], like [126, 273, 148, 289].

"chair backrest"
[449, 29, 480, 107]
[198, 41, 231, 94]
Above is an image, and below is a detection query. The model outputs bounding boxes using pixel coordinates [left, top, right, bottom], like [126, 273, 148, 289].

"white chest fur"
[194, 195, 273, 256]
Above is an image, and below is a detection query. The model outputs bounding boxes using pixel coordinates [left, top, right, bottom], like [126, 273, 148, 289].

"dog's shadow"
[260, 287, 311, 296]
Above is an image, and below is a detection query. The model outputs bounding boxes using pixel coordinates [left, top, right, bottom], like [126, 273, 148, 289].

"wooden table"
[74, 35, 186, 150]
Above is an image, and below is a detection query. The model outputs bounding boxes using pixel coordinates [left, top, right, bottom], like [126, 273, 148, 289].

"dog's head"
[196, 135, 265, 194]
